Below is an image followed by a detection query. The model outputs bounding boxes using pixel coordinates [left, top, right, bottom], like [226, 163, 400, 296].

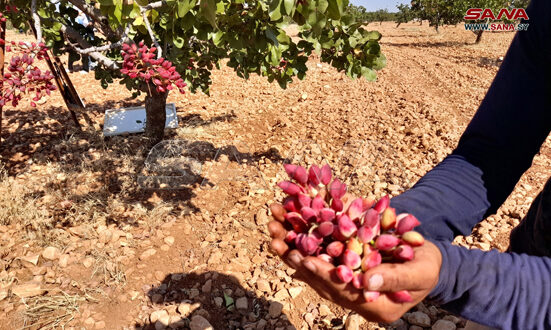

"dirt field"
[0, 21, 548, 329]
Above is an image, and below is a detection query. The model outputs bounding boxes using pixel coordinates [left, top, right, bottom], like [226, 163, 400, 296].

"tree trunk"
[145, 87, 169, 146]
[396, 22, 401, 28]
[475, 30, 484, 44]
[435, 23, 439, 33]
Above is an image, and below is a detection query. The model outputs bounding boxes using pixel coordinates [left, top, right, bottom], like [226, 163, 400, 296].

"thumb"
[362, 263, 422, 292]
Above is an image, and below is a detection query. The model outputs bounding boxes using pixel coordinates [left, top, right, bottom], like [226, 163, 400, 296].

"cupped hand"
[268, 200, 442, 323]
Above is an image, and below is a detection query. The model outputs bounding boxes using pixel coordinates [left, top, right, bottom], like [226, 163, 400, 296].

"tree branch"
[77, 23, 131, 55]
[139, 6, 162, 58]
[31, 0, 42, 42]
[61, 25, 119, 70]
[143, 1, 166, 10]
[65, 0, 121, 40]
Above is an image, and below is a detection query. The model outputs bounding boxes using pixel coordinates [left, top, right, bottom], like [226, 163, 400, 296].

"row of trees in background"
[396, 0, 531, 43]
[345, 6, 399, 25]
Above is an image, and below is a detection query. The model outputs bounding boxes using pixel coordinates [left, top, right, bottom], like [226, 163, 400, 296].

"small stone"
[151, 294, 164, 304]
[273, 289, 289, 301]
[202, 279, 212, 293]
[42, 246, 60, 261]
[150, 310, 169, 323]
[158, 314, 171, 327]
[140, 248, 157, 260]
[190, 315, 213, 330]
[164, 236, 175, 246]
[410, 326, 424, 330]
[160, 244, 170, 252]
[256, 319, 267, 329]
[345, 313, 364, 330]
[268, 301, 283, 318]
[256, 279, 271, 293]
[443, 315, 461, 324]
[20, 254, 40, 266]
[389, 318, 408, 330]
[177, 303, 192, 316]
[432, 320, 457, 330]
[84, 317, 95, 326]
[155, 271, 165, 282]
[236, 297, 248, 310]
[304, 313, 315, 326]
[58, 254, 70, 268]
[318, 304, 332, 317]
[12, 283, 45, 298]
[95, 321, 106, 329]
[407, 312, 431, 327]
[214, 297, 223, 307]
[83, 257, 94, 268]
[288, 287, 302, 299]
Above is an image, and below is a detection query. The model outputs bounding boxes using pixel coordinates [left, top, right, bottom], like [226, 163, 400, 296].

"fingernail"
[368, 274, 383, 291]
[289, 253, 302, 267]
[303, 260, 317, 273]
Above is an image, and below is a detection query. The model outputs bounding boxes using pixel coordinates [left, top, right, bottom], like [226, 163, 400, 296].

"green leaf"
[361, 67, 376, 81]
[177, 0, 194, 17]
[283, 0, 296, 16]
[212, 31, 224, 46]
[326, 0, 344, 19]
[269, 0, 283, 21]
[200, 0, 217, 28]
[224, 293, 234, 311]
[173, 35, 185, 48]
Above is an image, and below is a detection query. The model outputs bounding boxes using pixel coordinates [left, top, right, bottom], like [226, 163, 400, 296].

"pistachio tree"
[4, 0, 386, 145]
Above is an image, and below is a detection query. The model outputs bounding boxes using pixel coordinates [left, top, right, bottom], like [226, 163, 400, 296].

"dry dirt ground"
[0, 21, 548, 330]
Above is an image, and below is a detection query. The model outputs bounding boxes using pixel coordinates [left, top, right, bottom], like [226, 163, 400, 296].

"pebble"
[189, 315, 213, 330]
[256, 279, 271, 293]
[432, 320, 457, 330]
[140, 248, 157, 260]
[214, 297, 223, 307]
[408, 312, 431, 327]
[155, 271, 165, 282]
[318, 304, 332, 317]
[345, 314, 364, 330]
[164, 236, 175, 245]
[150, 310, 169, 323]
[83, 257, 94, 268]
[11, 282, 45, 298]
[269, 301, 283, 318]
[58, 254, 70, 268]
[95, 321, 106, 329]
[288, 287, 302, 299]
[202, 279, 212, 293]
[42, 246, 60, 260]
[177, 302, 192, 316]
[236, 297, 248, 310]
[390, 318, 408, 330]
[443, 315, 461, 324]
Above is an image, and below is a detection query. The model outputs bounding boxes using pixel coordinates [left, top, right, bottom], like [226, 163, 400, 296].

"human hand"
[268, 202, 442, 323]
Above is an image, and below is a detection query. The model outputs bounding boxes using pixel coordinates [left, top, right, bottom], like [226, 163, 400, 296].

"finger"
[269, 238, 289, 258]
[363, 263, 424, 292]
[301, 256, 341, 283]
[268, 220, 287, 239]
[270, 203, 286, 222]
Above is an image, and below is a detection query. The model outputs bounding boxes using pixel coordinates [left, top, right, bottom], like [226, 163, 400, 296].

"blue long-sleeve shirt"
[389, 1, 551, 328]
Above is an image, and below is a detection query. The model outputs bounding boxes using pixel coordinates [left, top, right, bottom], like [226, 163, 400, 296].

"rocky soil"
[1, 21, 548, 330]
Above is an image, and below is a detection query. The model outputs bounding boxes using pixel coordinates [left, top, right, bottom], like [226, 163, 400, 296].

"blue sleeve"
[428, 241, 551, 330]
[390, 0, 551, 242]
[386, 0, 551, 328]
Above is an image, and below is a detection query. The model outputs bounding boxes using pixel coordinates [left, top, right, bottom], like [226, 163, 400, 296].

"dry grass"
[89, 247, 127, 287]
[19, 292, 87, 330]
[0, 167, 52, 229]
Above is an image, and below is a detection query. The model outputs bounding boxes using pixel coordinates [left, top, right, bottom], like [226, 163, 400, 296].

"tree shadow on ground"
[135, 271, 295, 330]
[1, 100, 284, 231]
